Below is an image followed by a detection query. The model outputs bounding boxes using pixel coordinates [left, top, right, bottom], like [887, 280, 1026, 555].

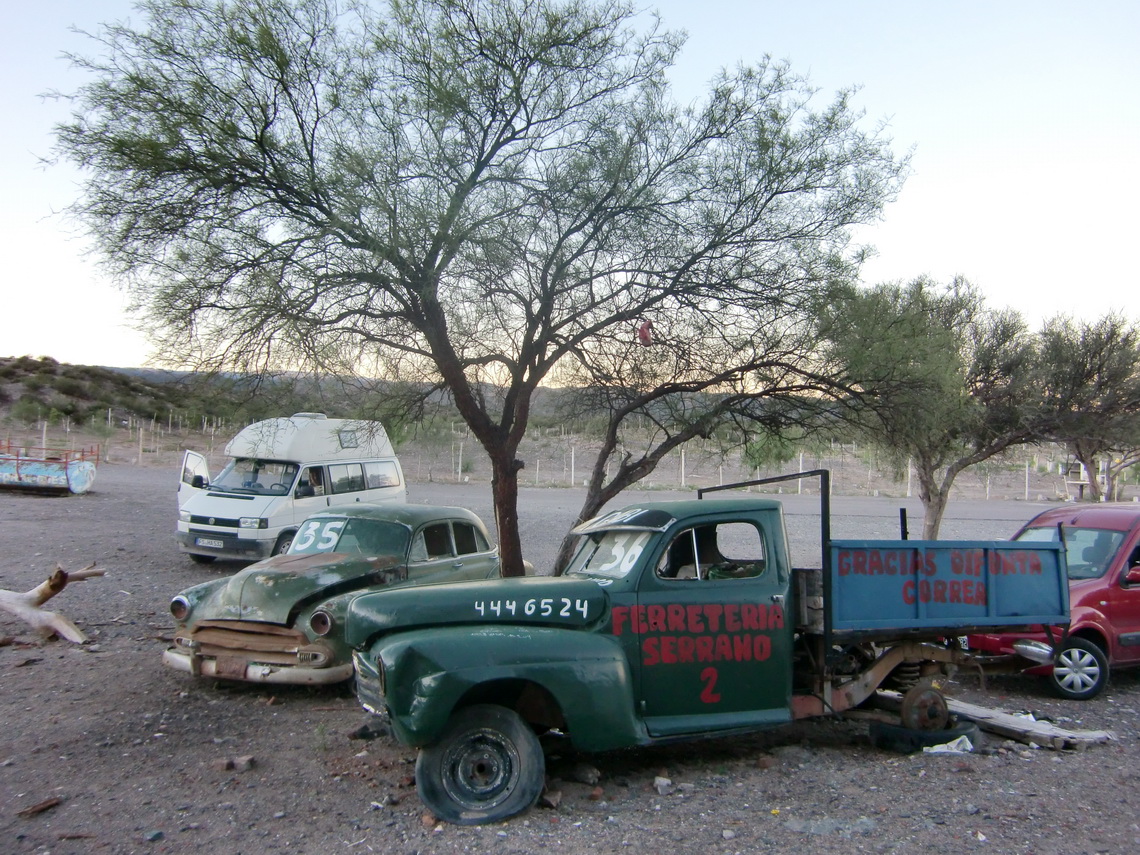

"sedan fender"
[367, 625, 643, 752]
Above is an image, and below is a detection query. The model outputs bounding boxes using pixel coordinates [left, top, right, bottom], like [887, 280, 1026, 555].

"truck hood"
[193, 552, 404, 624]
[343, 575, 611, 648]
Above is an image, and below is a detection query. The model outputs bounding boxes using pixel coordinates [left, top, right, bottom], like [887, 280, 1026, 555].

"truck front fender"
[368, 625, 644, 752]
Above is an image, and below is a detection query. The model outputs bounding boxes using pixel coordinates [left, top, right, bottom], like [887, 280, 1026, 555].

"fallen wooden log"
[0, 563, 105, 643]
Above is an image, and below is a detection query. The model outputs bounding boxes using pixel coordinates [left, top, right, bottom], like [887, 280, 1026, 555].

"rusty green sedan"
[163, 503, 503, 684]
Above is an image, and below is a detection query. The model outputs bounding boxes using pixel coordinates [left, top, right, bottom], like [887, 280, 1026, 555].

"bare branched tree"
[56, 0, 907, 573]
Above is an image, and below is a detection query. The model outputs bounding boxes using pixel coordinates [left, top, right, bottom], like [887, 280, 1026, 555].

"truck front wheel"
[415, 704, 544, 825]
[1050, 637, 1108, 700]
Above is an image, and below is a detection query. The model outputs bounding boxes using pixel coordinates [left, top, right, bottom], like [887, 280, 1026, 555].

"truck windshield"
[565, 530, 654, 579]
[1016, 525, 1124, 580]
[289, 517, 410, 557]
[211, 459, 299, 496]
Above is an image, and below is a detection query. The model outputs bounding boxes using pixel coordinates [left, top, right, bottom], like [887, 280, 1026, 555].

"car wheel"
[189, 553, 216, 564]
[415, 704, 544, 825]
[869, 719, 981, 755]
[1050, 637, 1109, 700]
[272, 532, 294, 555]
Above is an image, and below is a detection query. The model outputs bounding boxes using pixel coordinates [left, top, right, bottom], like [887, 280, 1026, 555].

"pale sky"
[2, 1, 1137, 368]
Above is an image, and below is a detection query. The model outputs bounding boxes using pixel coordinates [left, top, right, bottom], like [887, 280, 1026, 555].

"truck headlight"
[239, 517, 268, 529]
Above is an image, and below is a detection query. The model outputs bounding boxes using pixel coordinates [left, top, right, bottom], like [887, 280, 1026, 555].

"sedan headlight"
[310, 610, 334, 637]
[170, 596, 191, 621]
[239, 517, 268, 529]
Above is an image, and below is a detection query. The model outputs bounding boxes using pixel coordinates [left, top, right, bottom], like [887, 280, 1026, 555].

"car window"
[566, 530, 654, 579]
[453, 522, 488, 555]
[416, 523, 454, 561]
[289, 517, 409, 556]
[328, 462, 366, 493]
[656, 522, 767, 580]
[1016, 525, 1124, 580]
[363, 460, 401, 488]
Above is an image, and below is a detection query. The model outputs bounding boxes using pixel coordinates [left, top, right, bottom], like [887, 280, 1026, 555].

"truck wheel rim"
[441, 727, 518, 809]
[1055, 648, 1101, 692]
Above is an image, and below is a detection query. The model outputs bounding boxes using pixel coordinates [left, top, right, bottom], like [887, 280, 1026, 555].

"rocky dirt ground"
[2, 462, 1139, 855]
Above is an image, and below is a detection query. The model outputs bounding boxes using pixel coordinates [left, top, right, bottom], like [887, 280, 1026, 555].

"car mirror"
[1125, 566, 1140, 586]
[191, 474, 207, 488]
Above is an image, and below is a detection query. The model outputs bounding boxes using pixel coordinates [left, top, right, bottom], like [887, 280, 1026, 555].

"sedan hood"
[196, 552, 404, 624]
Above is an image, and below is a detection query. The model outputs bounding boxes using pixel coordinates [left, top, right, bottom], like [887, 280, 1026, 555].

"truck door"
[177, 450, 210, 509]
[634, 518, 793, 738]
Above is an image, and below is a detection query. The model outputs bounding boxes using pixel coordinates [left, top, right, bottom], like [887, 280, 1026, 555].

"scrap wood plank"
[945, 697, 1116, 750]
[871, 691, 1115, 750]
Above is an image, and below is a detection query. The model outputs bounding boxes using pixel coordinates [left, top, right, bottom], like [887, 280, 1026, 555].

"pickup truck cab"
[967, 504, 1140, 699]
[340, 472, 1069, 825]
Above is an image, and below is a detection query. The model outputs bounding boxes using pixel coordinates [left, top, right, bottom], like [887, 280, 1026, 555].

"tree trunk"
[914, 465, 951, 540]
[1074, 449, 1104, 502]
[489, 455, 527, 577]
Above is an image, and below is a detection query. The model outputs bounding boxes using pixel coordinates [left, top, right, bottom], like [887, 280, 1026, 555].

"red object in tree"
[637, 320, 653, 346]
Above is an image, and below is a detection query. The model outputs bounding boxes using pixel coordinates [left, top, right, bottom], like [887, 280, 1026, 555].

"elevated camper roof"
[223, 413, 395, 463]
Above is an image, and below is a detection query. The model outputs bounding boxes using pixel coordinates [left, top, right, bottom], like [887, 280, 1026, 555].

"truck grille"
[175, 620, 327, 667]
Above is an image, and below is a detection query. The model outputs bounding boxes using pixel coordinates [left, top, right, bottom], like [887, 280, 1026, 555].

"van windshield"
[211, 459, 299, 496]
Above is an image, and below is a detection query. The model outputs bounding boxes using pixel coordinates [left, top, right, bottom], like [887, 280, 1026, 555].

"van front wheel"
[272, 532, 294, 555]
[415, 704, 544, 825]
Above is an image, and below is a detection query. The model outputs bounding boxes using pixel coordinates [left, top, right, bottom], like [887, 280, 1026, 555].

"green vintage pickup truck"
[323, 472, 1069, 825]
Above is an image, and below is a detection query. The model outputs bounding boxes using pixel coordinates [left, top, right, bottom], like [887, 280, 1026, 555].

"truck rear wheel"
[415, 704, 544, 825]
[1050, 637, 1108, 700]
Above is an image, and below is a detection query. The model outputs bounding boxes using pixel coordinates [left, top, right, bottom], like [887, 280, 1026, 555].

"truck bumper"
[163, 648, 353, 685]
[352, 650, 386, 715]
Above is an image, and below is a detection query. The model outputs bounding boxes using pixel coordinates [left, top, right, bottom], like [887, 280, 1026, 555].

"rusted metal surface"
[0, 441, 98, 494]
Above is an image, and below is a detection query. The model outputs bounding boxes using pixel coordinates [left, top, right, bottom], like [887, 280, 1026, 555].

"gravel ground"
[2, 463, 1139, 855]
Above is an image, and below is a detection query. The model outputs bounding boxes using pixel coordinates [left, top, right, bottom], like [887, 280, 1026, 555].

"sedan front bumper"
[163, 648, 353, 685]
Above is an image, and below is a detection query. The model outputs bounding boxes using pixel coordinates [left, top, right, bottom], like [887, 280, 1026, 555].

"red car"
[967, 504, 1140, 700]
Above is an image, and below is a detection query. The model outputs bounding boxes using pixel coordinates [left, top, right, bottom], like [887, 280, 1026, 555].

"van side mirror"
[191, 475, 207, 489]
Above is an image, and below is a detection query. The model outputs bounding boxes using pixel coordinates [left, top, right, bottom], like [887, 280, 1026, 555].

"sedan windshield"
[1015, 525, 1124, 580]
[210, 458, 298, 496]
[289, 517, 410, 558]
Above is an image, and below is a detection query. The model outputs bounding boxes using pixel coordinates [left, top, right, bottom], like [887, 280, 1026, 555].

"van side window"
[453, 522, 488, 555]
[328, 463, 366, 493]
[364, 461, 401, 488]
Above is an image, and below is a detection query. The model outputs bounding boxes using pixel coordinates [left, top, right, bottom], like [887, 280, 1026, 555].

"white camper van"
[176, 413, 406, 563]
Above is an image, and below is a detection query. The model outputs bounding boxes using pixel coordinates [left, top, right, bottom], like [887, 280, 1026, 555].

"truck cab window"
[657, 522, 766, 580]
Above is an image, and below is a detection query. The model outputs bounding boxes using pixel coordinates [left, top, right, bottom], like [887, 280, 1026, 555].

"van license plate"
[195, 537, 224, 549]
